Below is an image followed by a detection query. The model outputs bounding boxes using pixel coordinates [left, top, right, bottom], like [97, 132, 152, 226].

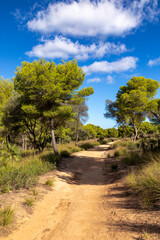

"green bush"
[45, 179, 53, 186]
[60, 150, 71, 158]
[122, 152, 141, 165]
[79, 141, 100, 150]
[71, 147, 82, 153]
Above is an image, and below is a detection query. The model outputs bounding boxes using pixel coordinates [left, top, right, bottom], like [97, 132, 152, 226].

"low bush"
[125, 151, 160, 207]
[79, 141, 100, 150]
[45, 179, 53, 186]
[122, 152, 141, 165]
[71, 147, 82, 153]
[115, 147, 128, 157]
[60, 150, 71, 158]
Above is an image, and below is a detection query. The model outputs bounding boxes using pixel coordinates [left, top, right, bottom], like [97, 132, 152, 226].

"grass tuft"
[0, 206, 14, 226]
[25, 197, 35, 207]
[45, 179, 53, 186]
[31, 188, 38, 196]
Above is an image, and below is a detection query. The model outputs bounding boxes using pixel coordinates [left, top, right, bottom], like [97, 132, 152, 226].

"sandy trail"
[5, 143, 160, 240]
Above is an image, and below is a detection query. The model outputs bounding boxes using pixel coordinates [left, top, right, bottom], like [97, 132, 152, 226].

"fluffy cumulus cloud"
[26, 36, 127, 60]
[106, 75, 114, 84]
[87, 77, 101, 83]
[27, 0, 159, 37]
[83, 57, 138, 74]
[148, 57, 160, 66]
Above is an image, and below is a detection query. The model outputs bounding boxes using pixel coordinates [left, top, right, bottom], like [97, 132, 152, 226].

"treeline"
[1, 73, 160, 156]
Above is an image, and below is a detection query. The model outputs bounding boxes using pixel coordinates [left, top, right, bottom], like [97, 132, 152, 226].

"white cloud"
[106, 75, 114, 84]
[83, 57, 138, 74]
[27, 0, 159, 37]
[87, 77, 101, 83]
[26, 36, 127, 60]
[148, 57, 160, 66]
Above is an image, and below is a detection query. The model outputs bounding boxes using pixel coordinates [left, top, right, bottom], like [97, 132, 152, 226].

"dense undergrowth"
[0, 139, 103, 194]
[114, 139, 160, 208]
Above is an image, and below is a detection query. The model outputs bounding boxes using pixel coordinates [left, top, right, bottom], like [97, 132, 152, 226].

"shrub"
[71, 147, 82, 153]
[122, 152, 141, 165]
[1, 184, 11, 193]
[0, 206, 14, 226]
[79, 141, 100, 150]
[125, 156, 160, 207]
[0, 156, 56, 191]
[60, 150, 71, 158]
[45, 179, 53, 186]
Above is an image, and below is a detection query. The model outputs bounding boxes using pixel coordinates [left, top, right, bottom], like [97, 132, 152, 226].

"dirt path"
[5, 143, 160, 240]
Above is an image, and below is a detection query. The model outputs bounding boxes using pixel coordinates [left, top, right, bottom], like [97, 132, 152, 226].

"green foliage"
[45, 179, 53, 186]
[25, 197, 35, 207]
[39, 152, 58, 164]
[106, 128, 118, 138]
[0, 154, 56, 191]
[125, 157, 160, 207]
[122, 152, 141, 165]
[118, 140, 137, 150]
[60, 150, 71, 158]
[79, 141, 100, 150]
[0, 143, 21, 167]
[84, 124, 97, 139]
[118, 125, 134, 138]
[140, 121, 158, 135]
[0, 78, 14, 125]
[3, 59, 94, 153]
[105, 77, 159, 140]
[0, 206, 14, 226]
[84, 124, 106, 139]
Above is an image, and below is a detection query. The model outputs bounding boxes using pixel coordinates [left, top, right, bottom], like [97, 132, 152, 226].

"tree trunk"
[51, 118, 59, 156]
[75, 115, 79, 146]
[133, 124, 138, 142]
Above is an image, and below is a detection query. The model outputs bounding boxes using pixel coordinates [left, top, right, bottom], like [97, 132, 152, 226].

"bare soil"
[1, 143, 160, 240]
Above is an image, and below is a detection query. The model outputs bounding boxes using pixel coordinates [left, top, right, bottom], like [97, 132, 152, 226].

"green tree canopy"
[0, 78, 14, 123]
[105, 77, 159, 140]
[12, 59, 93, 154]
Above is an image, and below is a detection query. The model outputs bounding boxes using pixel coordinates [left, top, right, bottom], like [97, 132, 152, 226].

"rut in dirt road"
[6, 143, 160, 240]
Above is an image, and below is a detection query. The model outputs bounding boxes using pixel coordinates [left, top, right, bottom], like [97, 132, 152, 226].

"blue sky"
[1, 0, 160, 128]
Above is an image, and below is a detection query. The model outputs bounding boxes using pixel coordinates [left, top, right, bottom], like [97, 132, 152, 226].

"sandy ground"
[2, 143, 160, 240]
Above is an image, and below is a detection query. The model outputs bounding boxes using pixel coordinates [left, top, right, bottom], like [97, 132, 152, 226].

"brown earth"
[2, 143, 160, 240]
